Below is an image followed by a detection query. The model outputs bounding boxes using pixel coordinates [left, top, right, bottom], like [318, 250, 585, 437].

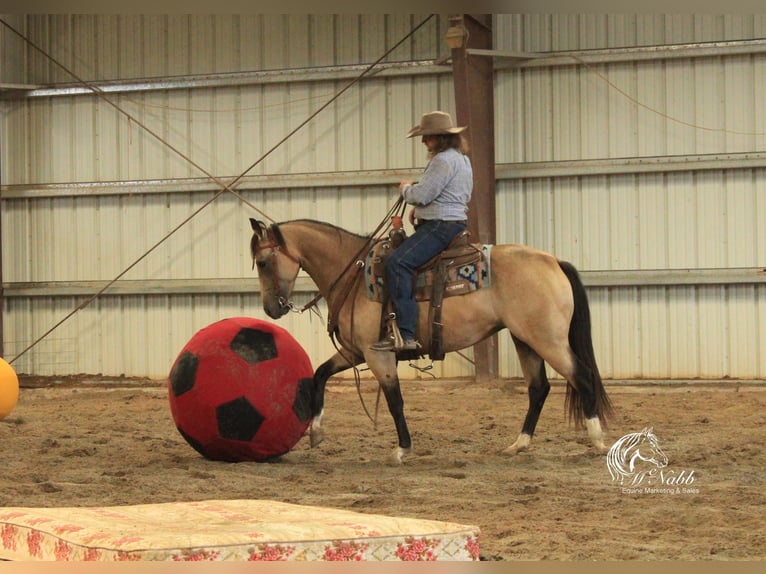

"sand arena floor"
[2, 376, 765, 560]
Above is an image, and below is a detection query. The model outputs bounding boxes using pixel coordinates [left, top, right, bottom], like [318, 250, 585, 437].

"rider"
[371, 110, 473, 352]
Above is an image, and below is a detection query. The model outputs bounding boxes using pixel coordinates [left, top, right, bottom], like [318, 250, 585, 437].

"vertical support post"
[449, 14, 498, 381]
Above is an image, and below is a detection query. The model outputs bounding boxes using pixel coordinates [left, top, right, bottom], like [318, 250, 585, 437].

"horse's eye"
[256, 260, 267, 269]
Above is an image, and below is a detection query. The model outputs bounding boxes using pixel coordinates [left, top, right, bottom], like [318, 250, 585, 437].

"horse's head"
[249, 218, 302, 319]
[635, 427, 669, 468]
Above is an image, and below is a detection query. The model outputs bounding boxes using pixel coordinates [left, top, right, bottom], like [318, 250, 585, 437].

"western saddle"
[366, 229, 489, 361]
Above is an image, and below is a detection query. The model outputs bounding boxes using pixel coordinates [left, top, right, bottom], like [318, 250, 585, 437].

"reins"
[252, 196, 412, 427]
[266, 197, 407, 323]
[324, 196, 406, 330]
[257, 197, 407, 426]
[318, 197, 408, 427]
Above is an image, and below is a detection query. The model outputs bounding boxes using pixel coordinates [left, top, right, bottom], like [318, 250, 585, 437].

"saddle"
[364, 229, 491, 361]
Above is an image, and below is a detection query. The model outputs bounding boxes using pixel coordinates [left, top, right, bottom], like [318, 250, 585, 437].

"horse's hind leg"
[310, 351, 360, 448]
[504, 336, 550, 455]
[566, 354, 608, 452]
[543, 349, 608, 452]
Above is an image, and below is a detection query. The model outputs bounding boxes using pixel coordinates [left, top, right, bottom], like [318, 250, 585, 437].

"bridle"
[250, 207, 406, 426]
[251, 229, 304, 313]
[251, 199, 406, 323]
[252, 221, 378, 425]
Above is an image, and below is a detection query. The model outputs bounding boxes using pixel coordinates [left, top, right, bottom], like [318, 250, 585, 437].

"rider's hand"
[399, 180, 413, 196]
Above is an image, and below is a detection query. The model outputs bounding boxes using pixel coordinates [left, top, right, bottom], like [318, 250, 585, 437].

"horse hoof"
[585, 418, 607, 453]
[309, 428, 325, 448]
[502, 444, 527, 456]
[503, 434, 531, 455]
[392, 446, 411, 464]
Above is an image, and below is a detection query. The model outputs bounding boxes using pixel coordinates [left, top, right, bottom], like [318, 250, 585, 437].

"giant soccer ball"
[168, 317, 314, 462]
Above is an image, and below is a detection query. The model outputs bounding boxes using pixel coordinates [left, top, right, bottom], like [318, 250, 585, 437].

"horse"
[249, 218, 613, 463]
[606, 427, 668, 485]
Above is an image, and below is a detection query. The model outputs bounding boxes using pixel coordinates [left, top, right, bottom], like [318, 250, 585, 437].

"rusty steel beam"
[449, 14, 498, 381]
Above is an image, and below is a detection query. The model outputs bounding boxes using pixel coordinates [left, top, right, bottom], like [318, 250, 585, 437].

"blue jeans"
[385, 220, 467, 340]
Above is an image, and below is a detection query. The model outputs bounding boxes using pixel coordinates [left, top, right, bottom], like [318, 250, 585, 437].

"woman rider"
[371, 110, 473, 352]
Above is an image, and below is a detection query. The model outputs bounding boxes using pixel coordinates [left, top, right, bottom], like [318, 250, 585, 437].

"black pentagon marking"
[292, 377, 314, 423]
[216, 396, 265, 441]
[170, 351, 199, 397]
[230, 328, 278, 364]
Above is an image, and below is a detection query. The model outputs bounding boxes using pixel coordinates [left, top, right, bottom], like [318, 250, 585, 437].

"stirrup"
[387, 312, 405, 350]
[370, 337, 421, 352]
[370, 314, 420, 352]
[397, 339, 422, 351]
[370, 337, 396, 352]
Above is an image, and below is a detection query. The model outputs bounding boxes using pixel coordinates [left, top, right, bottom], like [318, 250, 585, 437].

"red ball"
[168, 317, 314, 462]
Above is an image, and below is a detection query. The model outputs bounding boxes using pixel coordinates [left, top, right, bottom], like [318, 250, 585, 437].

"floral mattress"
[0, 499, 480, 561]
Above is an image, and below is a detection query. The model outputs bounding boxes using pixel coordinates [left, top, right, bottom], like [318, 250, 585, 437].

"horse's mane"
[277, 219, 372, 242]
[250, 218, 373, 259]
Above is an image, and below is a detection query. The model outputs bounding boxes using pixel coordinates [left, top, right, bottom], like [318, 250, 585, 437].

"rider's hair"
[427, 133, 470, 158]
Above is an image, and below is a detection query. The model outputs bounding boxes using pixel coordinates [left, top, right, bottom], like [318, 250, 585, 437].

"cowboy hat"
[405, 110, 466, 138]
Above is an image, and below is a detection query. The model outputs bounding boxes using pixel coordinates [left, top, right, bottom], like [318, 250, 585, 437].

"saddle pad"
[0, 499, 480, 561]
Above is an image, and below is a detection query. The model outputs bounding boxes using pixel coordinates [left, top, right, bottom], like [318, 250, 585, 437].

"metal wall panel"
[496, 55, 766, 163]
[6, 77, 457, 183]
[2, 184, 474, 379]
[490, 14, 766, 380]
[2, 14, 765, 381]
[495, 166, 766, 380]
[5, 14, 444, 185]
[18, 15, 446, 81]
[0, 15, 25, 85]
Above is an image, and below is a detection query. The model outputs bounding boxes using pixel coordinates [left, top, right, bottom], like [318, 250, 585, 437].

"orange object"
[0, 357, 19, 420]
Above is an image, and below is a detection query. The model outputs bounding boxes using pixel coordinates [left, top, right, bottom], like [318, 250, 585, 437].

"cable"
[572, 54, 766, 137]
[0, 19, 267, 220]
[3, 14, 435, 366]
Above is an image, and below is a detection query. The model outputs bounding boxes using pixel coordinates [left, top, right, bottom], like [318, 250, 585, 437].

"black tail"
[558, 260, 613, 428]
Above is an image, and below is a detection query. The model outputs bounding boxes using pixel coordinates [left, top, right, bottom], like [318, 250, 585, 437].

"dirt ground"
[2, 375, 765, 561]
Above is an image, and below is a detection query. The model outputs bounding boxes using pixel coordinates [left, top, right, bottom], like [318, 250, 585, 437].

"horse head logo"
[606, 427, 669, 485]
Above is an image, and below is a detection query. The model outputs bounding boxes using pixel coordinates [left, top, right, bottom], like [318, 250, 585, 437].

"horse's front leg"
[365, 350, 412, 463]
[310, 351, 359, 448]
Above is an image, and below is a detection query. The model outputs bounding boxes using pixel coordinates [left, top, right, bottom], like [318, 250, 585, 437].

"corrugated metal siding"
[2, 185, 474, 379]
[2, 14, 765, 381]
[495, 170, 765, 380]
[8, 14, 448, 184]
[0, 15, 24, 84]
[3, 74, 459, 184]
[494, 14, 766, 380]
[2, 14, 462, 378]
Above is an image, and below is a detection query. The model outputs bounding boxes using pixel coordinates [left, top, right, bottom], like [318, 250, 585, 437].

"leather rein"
[252, 201, 406, 426]
[253, 198, 406, 329]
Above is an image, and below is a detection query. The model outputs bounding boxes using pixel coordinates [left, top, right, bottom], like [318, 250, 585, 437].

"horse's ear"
[249, 218, 267, 236]
[644, 426, 653, 435]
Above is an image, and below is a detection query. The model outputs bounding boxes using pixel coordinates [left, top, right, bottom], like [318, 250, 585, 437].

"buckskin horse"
[249, 218, 613, 463]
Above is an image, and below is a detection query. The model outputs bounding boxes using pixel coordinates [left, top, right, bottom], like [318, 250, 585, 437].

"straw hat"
[405, 111, 466, 138]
